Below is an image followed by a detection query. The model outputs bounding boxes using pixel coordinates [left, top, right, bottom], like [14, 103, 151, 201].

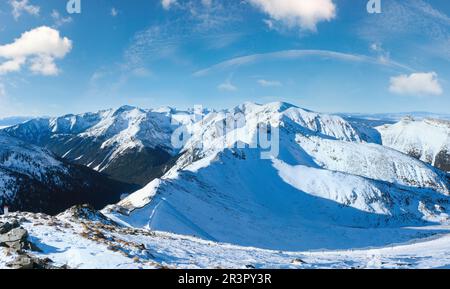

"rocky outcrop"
[5, 255, 66, 269]
[0, 220, 38, 252]
[59, 204, 119, 226]
[0, 218, 65, 269]
[0, 220, 20, 234]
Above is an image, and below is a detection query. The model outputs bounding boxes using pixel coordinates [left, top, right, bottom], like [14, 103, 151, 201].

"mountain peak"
[113, 105, 142, 116]
[236, 101, 299, 114]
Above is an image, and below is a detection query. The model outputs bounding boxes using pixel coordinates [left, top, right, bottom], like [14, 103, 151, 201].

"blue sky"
[0, 0, 449, 117]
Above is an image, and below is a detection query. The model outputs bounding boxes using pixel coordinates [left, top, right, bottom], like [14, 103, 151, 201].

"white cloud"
[248, 0, 336, 31]
[9, 0, 40, 20]
[162, 0, 177, 10]
[258, 79, 282, 87]
[111, 7, 119, 17]
[0, 26, 72, 76]
[51, 9, 72, 28]
[218, 79, 237, 91]
[389, 72, 443, 96]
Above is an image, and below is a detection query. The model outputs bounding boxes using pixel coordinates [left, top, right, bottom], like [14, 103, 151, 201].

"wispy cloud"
[194, 49, 412, 77]
[359, 0, 450, 60]
[122, 25, 180, 72]
[111, 7, 119, 17]
[161, 0, 177, 10]
[9, 0, 39, 20]
[257, 79, 282, 87]
[123, 1, 244, 72]
[218, 75, 237, 92]
[51, 9, 72, 28]
[218, 81, 237, 92]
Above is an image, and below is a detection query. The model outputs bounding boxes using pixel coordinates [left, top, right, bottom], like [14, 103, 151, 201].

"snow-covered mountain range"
[3, 106, 196, 186]
[0, 132, 136, 214]
[103, 102, 450, 250]
[377, 118, 450, 173]
[1, 101, 450, 267]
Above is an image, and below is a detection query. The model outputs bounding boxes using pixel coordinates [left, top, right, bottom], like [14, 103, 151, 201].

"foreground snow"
[2, 208, 450, 269]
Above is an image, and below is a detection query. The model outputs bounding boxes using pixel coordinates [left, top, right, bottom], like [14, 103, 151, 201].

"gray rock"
[0, 228, 28, 243]
[6, 255, 33, 269]
[7, 255, 68, 269]
[0, 220, 20, 234]
[0, 227, 31, 252]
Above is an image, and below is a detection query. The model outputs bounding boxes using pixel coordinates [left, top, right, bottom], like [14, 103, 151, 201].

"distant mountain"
[4, 106, 196, 186]
[340, 112, 450, 125]
[0, 116, 33, 129]
[377, 117, 450, 173]
[0, 132, 137, 215]
[105, 102, 450, 251]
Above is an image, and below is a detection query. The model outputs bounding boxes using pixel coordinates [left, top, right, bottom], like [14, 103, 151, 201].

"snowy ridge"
[297, 135, 449, 194]
[4, 106, 196, 185]
[106, 102, 450, 250]
[377, 118, 450, 172]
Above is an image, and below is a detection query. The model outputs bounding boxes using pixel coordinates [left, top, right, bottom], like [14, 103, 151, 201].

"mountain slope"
[4, 106, 193, 186]
[0, 133, 136, 215]
[377, 118, 450, 172]
[105, 102, 450, 251]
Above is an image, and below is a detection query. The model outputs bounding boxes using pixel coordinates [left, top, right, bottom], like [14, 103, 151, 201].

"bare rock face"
[59, 204, 119, 226]
[435, 150, 450, 173]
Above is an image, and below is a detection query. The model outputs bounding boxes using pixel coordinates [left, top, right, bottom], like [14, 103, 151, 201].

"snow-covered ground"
[2, 208, 450, 269]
